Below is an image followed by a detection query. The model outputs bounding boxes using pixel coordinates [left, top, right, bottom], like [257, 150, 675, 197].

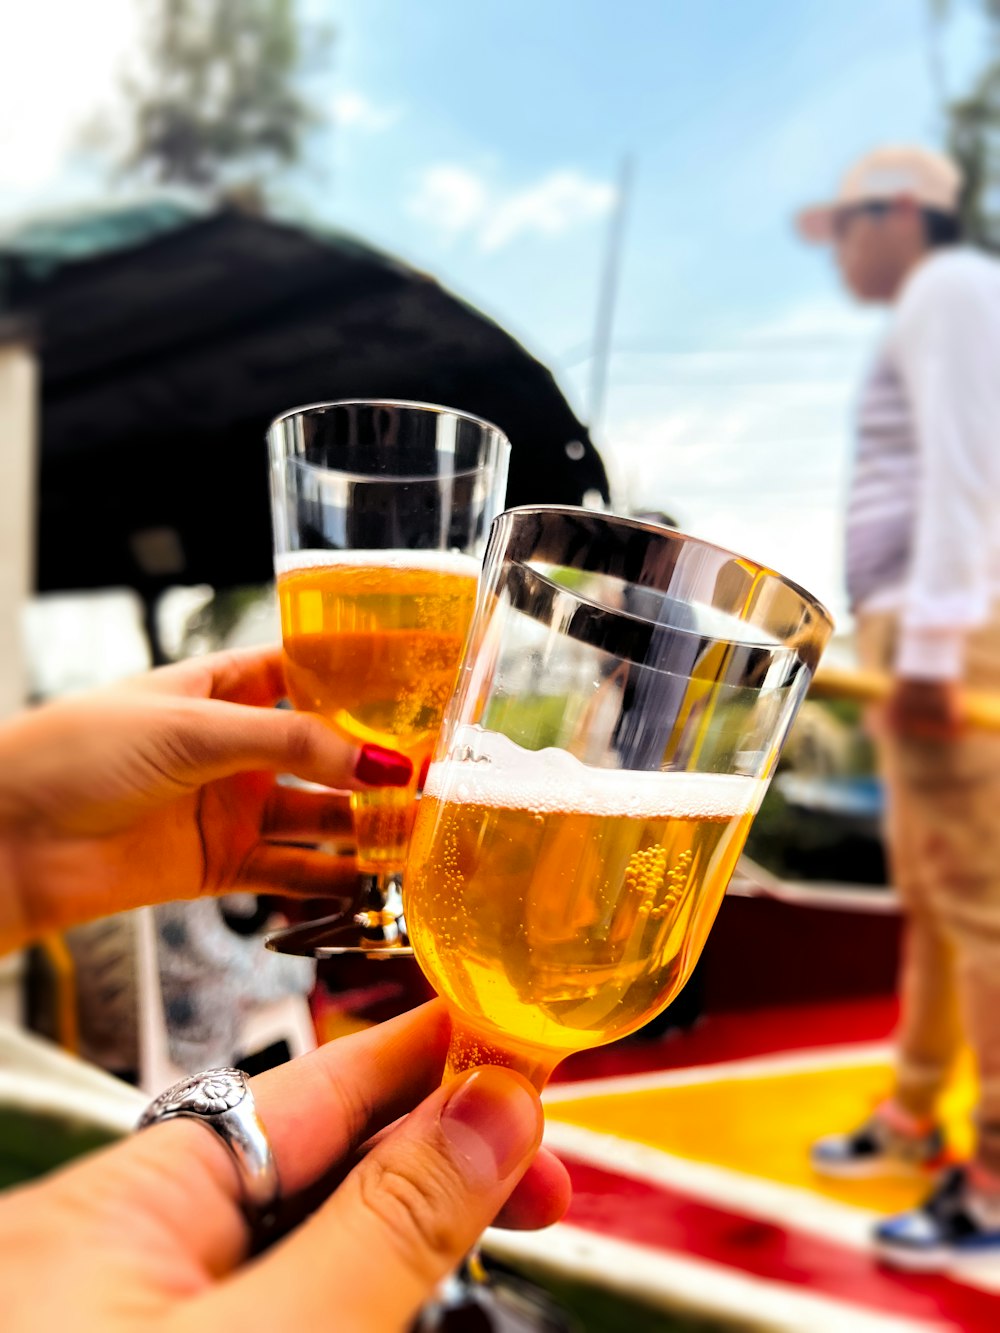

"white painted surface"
[0, 331, 37, 1029]
[0, 1022, 145, 1133]
[485, 1225, 941, 1333]
[0, 332, 36, 717]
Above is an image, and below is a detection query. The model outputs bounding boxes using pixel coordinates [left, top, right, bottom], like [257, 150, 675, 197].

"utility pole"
[588, 153, 634, 439]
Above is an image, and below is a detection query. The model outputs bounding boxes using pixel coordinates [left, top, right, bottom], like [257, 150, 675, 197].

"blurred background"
[3, 0, 998, 702]
[4, 3, 1000, 1328]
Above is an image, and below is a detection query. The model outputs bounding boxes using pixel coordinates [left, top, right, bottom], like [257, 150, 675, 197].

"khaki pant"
[858, 610, 1000, 1172]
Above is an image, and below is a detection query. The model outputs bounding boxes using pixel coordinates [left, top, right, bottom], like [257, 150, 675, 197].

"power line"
[604, 375, 856, 390]
[562, 337, 872, 367]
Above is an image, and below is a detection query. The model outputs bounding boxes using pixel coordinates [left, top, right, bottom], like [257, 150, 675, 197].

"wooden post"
[0, 318, 38, 1026]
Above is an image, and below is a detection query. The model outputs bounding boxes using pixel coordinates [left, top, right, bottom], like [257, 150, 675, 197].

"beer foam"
[424, 726, 763, 820]
[275, 549, 480, 578]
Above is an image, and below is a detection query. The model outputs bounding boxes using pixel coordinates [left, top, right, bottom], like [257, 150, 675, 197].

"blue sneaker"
[811, 1113, 947, 1179]
[875, 1166, 1000, 1271]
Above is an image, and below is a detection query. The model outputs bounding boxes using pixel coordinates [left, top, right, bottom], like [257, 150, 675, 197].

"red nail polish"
[355, 744, 413, 787]
[418, 755, 431, 790]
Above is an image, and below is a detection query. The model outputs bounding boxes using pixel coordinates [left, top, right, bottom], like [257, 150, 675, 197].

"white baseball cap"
[796, 144, 963, 243]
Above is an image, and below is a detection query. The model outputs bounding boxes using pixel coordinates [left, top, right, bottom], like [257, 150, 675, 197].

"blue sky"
[321, 0, 948, 353]
[0, 0, 990, 630]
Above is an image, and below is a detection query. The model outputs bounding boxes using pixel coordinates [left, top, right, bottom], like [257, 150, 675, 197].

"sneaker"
[811, 1113, 947, 1179]
[875, 1166, 1000, 1271]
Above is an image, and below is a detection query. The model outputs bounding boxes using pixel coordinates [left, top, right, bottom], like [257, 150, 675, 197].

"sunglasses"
[832, 200, 893, 241]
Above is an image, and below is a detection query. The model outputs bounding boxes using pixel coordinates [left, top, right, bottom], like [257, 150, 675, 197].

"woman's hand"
[4, 1004, 571, 1333]
[0, 647, 411, 952]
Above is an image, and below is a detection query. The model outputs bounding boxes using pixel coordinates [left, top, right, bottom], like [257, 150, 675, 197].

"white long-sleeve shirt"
[845, 247, 1000, 679]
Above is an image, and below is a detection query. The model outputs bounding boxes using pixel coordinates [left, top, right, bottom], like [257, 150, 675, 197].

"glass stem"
[428, 1030, 560, 1316]
[444, 1015, 559, 1093]
[354, 871, 404, 925]
[348, 872, 410, 950]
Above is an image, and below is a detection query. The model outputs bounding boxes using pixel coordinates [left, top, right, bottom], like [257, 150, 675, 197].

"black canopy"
[0, 201, 608, 597]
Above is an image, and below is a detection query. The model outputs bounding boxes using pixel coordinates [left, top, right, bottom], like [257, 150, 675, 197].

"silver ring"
[137, 1068, 279, 1225]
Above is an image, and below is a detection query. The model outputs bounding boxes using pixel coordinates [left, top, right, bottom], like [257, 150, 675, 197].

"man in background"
[798, 145, 1000, 1269]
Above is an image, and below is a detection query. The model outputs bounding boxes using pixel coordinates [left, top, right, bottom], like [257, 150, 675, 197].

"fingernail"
[417, 755, 431, 790]
[439, 1068, 542, 1184]
[354, 744, 413, 787]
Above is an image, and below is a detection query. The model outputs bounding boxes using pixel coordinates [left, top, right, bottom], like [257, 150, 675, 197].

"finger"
[199, 647, 289, 707]
[123, 647, 287, 706]
[494, 1147, 572, 1230]
[158, 697, 412, 793]
[346, 1124, 571, 1232]
[228, 1067, 545, 1330]
[262, 786, 354, 843]
[114, 1004, 452, 1274]
[291, 1122, 570, 1241]
[253, 1004, 453, 1193]
[238, 845, 359, 900]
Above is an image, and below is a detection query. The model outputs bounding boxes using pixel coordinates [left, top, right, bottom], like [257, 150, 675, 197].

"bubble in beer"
[407, 726, 766, 1059]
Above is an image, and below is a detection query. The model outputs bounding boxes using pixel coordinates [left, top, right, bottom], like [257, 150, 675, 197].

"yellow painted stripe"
[547, 1053, 977, 1216]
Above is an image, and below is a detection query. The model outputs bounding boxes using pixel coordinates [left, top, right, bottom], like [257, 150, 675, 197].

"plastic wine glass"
[264, 400, 509, 958]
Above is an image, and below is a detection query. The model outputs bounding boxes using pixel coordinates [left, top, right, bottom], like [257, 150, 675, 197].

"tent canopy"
[0, 200, 608, 597]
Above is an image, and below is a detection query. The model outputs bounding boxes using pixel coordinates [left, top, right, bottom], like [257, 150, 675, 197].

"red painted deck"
[490, 993, 1000, 1330]
[560, 1158, 1000, 1331]
[554, 993, 901, 1084]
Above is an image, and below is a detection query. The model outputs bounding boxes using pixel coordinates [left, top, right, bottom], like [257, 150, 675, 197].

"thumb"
[226, 1068, 543, 1331]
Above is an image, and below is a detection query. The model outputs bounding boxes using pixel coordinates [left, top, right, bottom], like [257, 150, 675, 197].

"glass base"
[264, 873, 414, 958]
[413, 1260, 577, 1332]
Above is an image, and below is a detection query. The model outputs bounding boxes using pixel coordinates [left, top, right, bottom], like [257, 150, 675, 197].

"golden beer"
[406, 728, 762, 1059]
[277, 551, 479, 869]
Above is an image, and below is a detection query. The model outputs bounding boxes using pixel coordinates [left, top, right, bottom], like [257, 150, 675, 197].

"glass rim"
[498, 504, 835, 634]
[268, 397, 512, 442]
[508, 563, 810, 671]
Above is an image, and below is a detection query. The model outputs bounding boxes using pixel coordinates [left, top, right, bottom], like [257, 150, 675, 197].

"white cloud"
[746, 296, 881, 347]
[330, 91, 401, 134]
[592, 298, 883, 624]
[0, 0, 138, 204]
[407, 165, 490, 241]
[406, 164, 615, 252]
[0, 9, 399, 211]
[480, 170, 616, 251]
[606, 392, 852, 622]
